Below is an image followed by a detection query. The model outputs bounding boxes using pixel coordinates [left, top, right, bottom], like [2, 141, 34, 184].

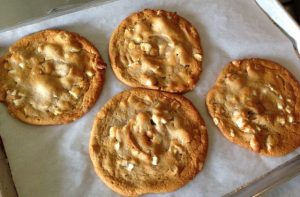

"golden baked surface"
[206, 58, 300, 156]
[109, 9, 203, 93]
[0, 29, 106, 125]
[90, 89, 207, 196]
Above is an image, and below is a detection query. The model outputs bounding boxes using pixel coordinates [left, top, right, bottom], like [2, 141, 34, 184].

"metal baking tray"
[0, 0, 299, 196]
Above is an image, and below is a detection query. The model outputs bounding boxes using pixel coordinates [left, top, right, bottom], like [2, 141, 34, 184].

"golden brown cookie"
[206, 58, 300, 156]
[90, 88, 208, 196]
[109, 9, 203, 93]
[0, 29, 106, 125]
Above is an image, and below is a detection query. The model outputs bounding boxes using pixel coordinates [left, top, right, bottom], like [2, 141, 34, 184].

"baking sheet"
[0, 0, 299, 196]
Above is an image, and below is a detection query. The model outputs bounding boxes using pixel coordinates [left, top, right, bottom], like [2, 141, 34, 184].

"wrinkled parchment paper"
[0, 0, 299, 196]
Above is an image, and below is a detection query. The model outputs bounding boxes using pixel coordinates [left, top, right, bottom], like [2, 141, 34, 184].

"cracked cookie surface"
[206, 58, 300, 156]
[0, 29, 106, 125]
[109, 9, 203, 93]
[89, 88, 207, 196]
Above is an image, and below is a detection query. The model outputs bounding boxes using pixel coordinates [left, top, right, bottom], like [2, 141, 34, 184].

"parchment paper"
[0, 0, 299, 196]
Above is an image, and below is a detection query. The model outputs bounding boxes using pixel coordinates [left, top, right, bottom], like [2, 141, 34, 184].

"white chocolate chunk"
[152, 156, 158, 166]
[9, 90, 17, 96]
[53, 108, 62, 115]
[232, 111, 246, 128]
[140, 43, 152, 53]
[288, 115, 294, 123]
[145, 78, 155, 86]
[152, 114, 167, 125]
[250, 136, 259, 151]
[68, 46, 81, 52]
[266, 143, 272, 151]
[120, 160, 128, 167]
[19, 62, 25, 68]
[266, 135, 278, 151]
[213, 118, 219, 125]
[13, 97, 25, 107]
[114, 142, 120, 151]
[244, 127, 253, 133]
[42, 44, 62, 60]
[257, 127, 261, 131]
[285, 106, 292, 114]
[235, 117, 246, 128]
[18, 92, 26, 97]
[86, 70, 94, 77]
[193, 53, 202, 61]
[128, 42, 136, 49]
[277, 103, 283, 110]
[109, 127, 117, 138]
[55, 63, 69, 77]
[232, 60, 239, 66]
[276, 117, 285, 125]
[267, 84, 275, 92]
[126, 163, 135, 171]
[69, 87, 81, 99]
[230, 129, 235, 137]
[286, 98, 292, 103]
[172, 128, 190, 144]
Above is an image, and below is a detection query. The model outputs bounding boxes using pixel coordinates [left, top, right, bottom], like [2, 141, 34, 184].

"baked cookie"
[206, 58, 300, 156]
[109, 9, 203, 93]
[90, 88, 207, 196]
[0, 29, 106, 125]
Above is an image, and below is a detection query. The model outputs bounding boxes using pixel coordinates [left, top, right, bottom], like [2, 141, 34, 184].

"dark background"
[281, 0, 300, 23]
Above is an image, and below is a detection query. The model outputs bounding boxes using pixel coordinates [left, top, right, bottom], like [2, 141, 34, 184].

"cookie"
[89, 88, 208, 196]
[206, 58, 300, 156]
[0, 29, 106, 125]
[109, 9, 203, 93]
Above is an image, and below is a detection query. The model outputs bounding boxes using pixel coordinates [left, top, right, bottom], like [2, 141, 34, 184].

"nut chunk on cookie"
[206, 58, 300, 156]
[0, 29, 106, 125]
[109, 9, 203, 93]
[89, 89, 208, 196]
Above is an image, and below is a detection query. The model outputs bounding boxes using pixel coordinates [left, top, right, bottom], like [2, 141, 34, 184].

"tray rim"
[0, 0, 118, 34]
[0, 0, 299, 196]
